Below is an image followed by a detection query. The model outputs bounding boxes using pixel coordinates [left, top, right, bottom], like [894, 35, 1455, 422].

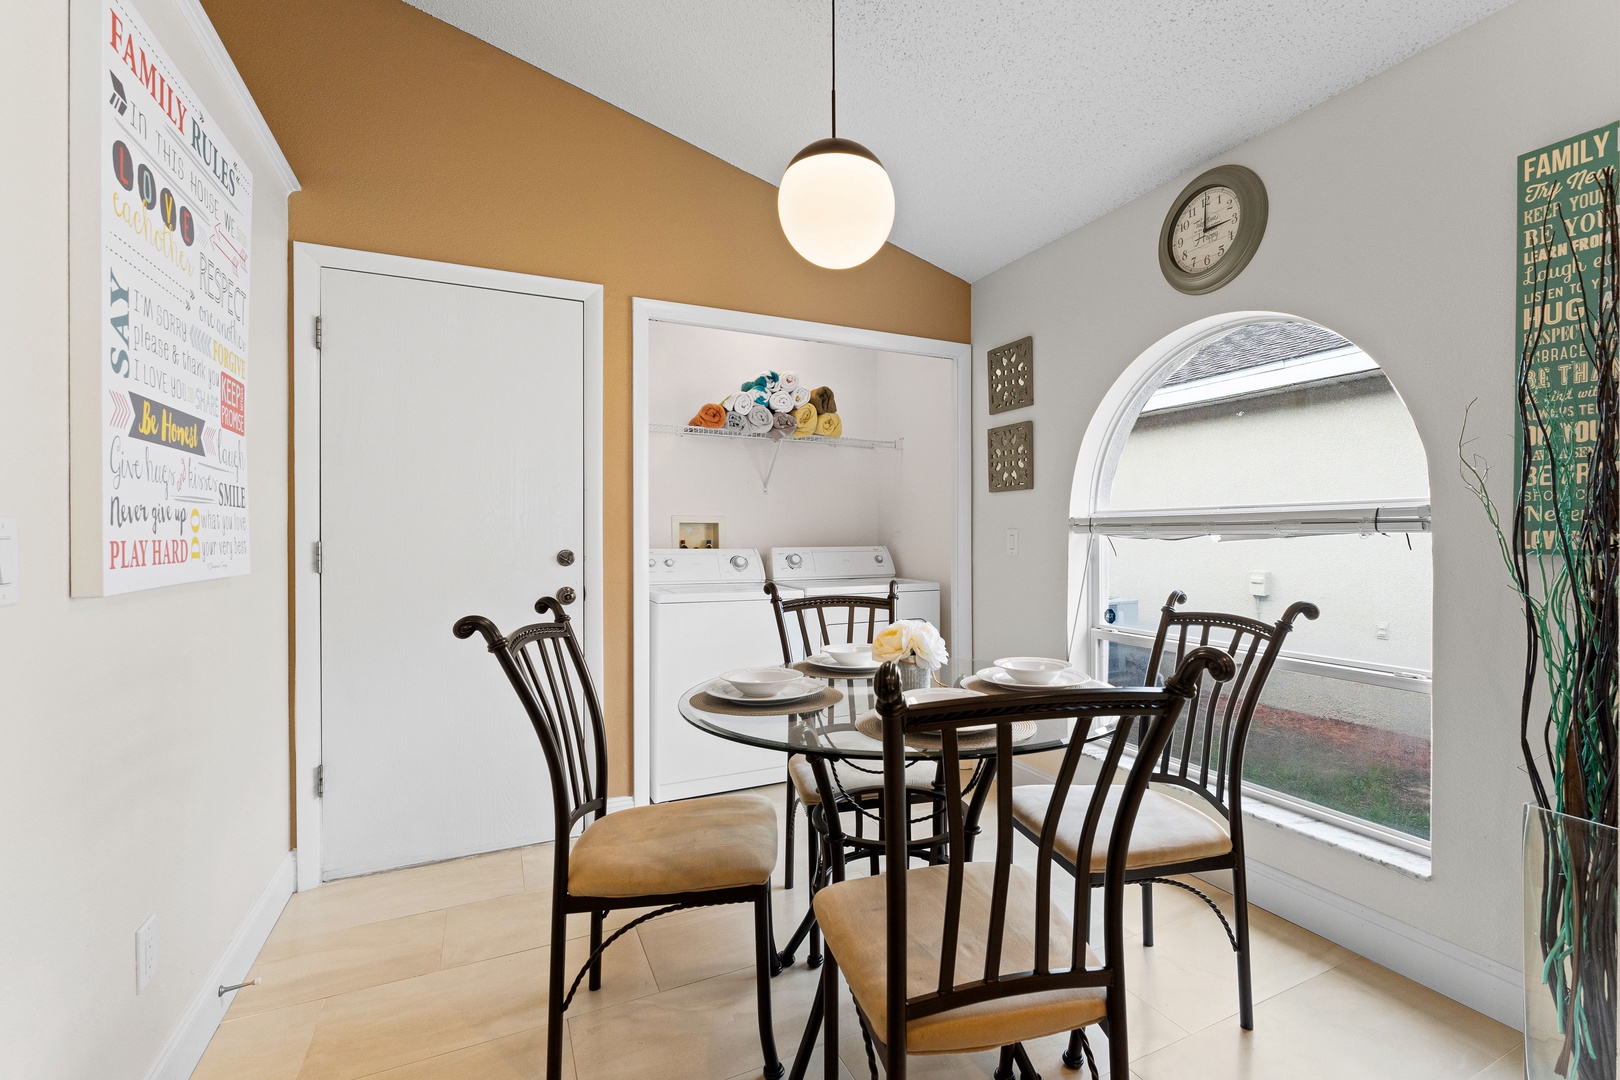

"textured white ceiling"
[404, 0, 1512, 281]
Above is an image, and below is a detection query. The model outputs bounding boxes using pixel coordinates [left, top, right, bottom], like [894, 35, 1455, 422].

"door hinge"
[313, 541, 323, 574]
[314, 315, 322, 349]
[314, 764, 324, 798]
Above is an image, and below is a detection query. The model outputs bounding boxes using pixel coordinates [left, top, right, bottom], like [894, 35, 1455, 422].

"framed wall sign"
[69, 0, 255, 595]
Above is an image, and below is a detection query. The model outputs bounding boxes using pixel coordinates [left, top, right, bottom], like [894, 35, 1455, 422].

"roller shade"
[1069, 499, 1431, 540]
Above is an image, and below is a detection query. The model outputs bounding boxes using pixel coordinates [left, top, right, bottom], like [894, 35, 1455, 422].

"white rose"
[871, 622, 912, 663]
[907, 621, 949, 668]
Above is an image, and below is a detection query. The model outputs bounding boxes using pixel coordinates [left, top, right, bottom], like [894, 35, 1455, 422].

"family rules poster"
[72, 0, 254, 595]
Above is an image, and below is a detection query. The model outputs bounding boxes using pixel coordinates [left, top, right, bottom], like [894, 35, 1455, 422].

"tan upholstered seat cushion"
[1010, 785, 1232, 872]
[568, 794, 777, 899]
[788, 754, 940, 807]
[813, 863, 1107, 1054]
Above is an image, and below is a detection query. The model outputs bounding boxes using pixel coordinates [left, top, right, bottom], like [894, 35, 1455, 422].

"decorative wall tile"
[988, 421, 1034, 491]
[988, 336, 1034, 414]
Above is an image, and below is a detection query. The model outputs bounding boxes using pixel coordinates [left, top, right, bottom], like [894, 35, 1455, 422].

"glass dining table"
[678, 657, 1112, 1080]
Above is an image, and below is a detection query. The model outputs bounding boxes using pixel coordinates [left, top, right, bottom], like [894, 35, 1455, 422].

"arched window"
[1070, 316, 1432, 848]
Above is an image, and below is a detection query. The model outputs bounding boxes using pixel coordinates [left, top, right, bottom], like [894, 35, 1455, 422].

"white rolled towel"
[725, 392, 748, 414]
[745, 403, 774, 432]
[769, 390, 794, 413]
[780, 371, 800, 390]
[792, 385, 811, 407]
[724, 411, 746, 434]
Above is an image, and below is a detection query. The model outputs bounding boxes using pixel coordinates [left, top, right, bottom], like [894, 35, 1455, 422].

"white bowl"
[994, 657, 1074, 686]
[824, 642, 875, 667]
[723, 668, 800, 698]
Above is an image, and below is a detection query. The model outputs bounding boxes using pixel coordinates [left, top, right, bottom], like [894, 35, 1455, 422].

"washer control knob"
[786, 553, 803, 568]
[663, 558, 675, 567]
[875, 554, 886, 564]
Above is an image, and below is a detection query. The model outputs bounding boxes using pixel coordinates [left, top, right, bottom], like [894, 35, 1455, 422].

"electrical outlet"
[136, 915, 156, 994]
[1005, 529, 1019, 556]
[1376, 621, 1389, 641]
[1248, 572, 1270, 598]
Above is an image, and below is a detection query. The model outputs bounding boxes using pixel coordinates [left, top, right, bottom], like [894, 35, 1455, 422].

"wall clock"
[1158, 164, 1268, 295]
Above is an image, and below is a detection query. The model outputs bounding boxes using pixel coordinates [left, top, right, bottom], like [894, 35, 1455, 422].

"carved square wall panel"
[988, 336, 1034, 414]
[988, 421, 1034, 492]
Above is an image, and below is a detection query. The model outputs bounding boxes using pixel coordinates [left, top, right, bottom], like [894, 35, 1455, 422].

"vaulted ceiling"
[405, 0, 1512, 281]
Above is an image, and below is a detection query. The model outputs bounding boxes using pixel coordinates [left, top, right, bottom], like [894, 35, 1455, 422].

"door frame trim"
[292, 243, 604, 891]
[630, 298, 973, 806]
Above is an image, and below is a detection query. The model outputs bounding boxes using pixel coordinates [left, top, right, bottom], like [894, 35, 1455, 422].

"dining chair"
[764, 580, 935, 893]
[1010, 590, 1319, 1036]
[806, 649, 1234, 1080]
[455, 598, 784, 1080]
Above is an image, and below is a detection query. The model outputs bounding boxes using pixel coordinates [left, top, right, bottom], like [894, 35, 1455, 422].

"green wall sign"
[1517, 122, 1618, 551]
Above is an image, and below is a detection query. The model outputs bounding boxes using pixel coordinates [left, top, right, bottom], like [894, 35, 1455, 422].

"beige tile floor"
[194, 787, 1523, 1080]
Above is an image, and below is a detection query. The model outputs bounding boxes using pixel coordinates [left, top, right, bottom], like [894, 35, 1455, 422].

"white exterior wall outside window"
[1072, 319, 1433, 847]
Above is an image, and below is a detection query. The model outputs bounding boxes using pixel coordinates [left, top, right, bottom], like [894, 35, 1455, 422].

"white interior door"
[320, 268, 584, 880]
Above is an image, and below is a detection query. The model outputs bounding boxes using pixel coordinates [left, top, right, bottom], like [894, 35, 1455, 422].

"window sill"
[1240, 798, 1432, 880]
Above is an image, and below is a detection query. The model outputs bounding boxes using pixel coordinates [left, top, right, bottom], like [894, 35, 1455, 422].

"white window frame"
[1068, 314, 1434, 857]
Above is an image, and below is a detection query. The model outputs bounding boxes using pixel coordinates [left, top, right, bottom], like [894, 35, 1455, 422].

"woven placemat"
[792, 659, 879, 680]
[690, 685, 844, 717]
[854, 710, 1036, 750]
[960, 675, 1019, 695]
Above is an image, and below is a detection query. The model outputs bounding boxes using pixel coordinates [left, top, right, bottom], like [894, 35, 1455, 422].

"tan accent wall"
[201, 0, 970, 798]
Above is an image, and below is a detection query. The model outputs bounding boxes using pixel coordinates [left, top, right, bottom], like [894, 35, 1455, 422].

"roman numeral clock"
[1158, 165, 1269, 294]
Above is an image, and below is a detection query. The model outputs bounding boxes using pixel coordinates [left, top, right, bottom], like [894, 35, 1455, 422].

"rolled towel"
[745, 403, 774, 433]
[768, 389, 794, 413]
[724, 411, 746, 434]
[810, 386, 837, 415]
[792, 402, 818, 438]
[780, 371, 801, 390]
[816, 411, 842, 438]
[792, 385, 811, 408]
[769, 411, 797, 440]
[727, 392, 752, 415]
[689, 403, 727, 428]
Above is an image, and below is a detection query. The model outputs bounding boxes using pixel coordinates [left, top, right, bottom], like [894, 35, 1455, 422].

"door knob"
[556, 549, 575, 566]
[556, 586, 578, 605]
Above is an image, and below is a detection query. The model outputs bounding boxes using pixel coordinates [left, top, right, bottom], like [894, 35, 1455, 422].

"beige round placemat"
[690, 685, 844, 717]
[792, 659, 878, 680]
[960, 675, 1019, 695]
[854, 710, 1036, 750]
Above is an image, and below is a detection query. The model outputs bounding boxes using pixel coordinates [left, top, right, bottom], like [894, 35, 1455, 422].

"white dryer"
[649, 548, 785, 802]
[767, 546, 941, 656]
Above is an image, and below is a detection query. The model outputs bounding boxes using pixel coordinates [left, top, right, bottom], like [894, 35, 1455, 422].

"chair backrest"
[827, 649, 1234, 1058]
[1137, 590, 1319, 822]
[453, 598, 608, 892]
[763, 580, 899, 664]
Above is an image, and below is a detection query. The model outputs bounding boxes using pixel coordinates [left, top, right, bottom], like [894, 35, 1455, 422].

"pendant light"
[778, 1, 895, 270]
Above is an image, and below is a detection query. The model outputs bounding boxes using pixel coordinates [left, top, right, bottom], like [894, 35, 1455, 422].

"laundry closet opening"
[631, 303, 971, 806]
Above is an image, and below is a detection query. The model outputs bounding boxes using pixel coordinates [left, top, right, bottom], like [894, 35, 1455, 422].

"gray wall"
[970, 0, 1616, 972]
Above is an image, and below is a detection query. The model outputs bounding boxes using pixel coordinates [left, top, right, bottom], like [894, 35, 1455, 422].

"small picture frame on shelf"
[671, 516, 725, 550]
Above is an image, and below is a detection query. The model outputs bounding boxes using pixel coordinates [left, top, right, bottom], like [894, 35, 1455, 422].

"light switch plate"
[0, 519, 16, 607]
[136, 915, 157, 993]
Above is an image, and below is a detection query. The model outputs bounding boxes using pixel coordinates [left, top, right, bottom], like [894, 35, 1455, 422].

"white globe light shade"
[777, 138, 895, 270]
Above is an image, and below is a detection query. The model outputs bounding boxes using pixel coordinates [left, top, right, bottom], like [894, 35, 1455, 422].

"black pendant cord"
[830, 0, 837, 138]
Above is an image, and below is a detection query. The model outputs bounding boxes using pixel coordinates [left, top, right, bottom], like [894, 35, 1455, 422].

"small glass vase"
[897, 658, 934, 692]
[1523, 804, 1619, 1080]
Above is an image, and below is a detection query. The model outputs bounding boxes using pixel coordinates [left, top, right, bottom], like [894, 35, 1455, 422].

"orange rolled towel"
[689, 403, 728, 428]
[815, 411, 842, 438]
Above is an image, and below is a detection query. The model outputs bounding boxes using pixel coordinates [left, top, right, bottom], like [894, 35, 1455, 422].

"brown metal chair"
[764, 579, 924, 892]
[455, 598, 784, 1080]
[808, 649, 1234, 1080]
[1010, 590, 1318, 1042]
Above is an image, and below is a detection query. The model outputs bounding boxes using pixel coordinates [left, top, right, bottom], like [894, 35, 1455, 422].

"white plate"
[807, 652, 880, 672]
[707, 675, 827, 706]
[975, 666, 1104, 692]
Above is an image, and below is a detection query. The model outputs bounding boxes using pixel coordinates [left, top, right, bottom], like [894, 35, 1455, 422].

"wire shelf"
[649, 424, 902, 451]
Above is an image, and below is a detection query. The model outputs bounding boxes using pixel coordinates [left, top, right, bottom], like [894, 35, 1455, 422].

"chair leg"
[1062, 1028, 1087, 1070]
[546, 907, 569, 1080]
[807, 833, 824, 968]
[1141, 880, 1155, 948]
[994, 1045, 1016, 1080]
[588, 910, 604, 991]
[1233, 865, 1256, 1030]
[785, 778, 799, 890]
[755, 886, 785, 1079]
[821, 945, 839, 1080]
[1106, 985, 1129, 1078]
[1012, 1043, 1042, 1080]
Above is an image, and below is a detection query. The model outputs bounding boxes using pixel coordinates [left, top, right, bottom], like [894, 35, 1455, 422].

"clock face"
[1170, 185, 1241, 275]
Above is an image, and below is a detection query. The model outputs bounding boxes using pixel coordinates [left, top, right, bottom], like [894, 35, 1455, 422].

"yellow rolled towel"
[792, 403, 818, 438]
[815, 411, 842, 438]
[689, 403, 727, 428]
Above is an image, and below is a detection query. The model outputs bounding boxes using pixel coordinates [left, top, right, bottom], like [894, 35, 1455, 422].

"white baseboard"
[1006, 761, 1525, 1031]
[606, 795, 636, 814]
[143, 851, 297, 1080]
[1232, 858, 1524, 1031]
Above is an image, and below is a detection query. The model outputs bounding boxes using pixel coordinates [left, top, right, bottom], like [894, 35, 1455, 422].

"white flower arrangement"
[872, 620, 949, 670]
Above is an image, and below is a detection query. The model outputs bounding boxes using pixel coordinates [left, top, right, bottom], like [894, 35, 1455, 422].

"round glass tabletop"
[677, 657, 1103, 760]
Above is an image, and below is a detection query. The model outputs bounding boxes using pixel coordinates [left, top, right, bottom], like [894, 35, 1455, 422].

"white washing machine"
[767, 545, 941, 658]
[649, 548, 786, 802]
